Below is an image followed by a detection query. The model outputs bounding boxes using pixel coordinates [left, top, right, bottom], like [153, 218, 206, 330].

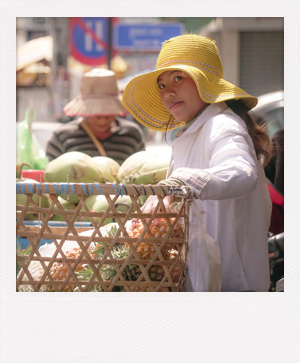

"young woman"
[122, 34, 273, 292]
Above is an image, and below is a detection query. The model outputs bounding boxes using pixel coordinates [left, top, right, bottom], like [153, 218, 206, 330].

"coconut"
[50, 196, 78, 222]
[44, 151, 103, 203]
[117, 150, 170, 184]
[81, 194, 132, 225]
[92, 156, 120, 183]
[81, 195, 111, 224]
[114, 195, 133, 213]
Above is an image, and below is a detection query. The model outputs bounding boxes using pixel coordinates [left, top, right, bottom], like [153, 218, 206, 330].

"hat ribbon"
[158, 59, 222, 77]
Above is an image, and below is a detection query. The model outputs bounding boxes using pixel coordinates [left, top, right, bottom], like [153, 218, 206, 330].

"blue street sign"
[114, 23, 183, 51]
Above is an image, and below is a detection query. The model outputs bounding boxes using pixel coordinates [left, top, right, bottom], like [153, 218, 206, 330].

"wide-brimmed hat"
[122, 34, 258, 131]
[64, 68, 127, 117]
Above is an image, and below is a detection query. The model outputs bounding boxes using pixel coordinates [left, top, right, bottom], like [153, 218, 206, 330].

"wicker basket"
[16, 182, 191, 292]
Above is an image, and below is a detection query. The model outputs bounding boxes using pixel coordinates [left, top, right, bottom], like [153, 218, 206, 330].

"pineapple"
[93, 241, 179, 287]
[75, 264, 121, 292]
[148, 265, 165, 281]
[120, 245, 183, 284]
[126, 217, 184, 260]
[148, 249, 184, 283]
[45, 247, 86, 292]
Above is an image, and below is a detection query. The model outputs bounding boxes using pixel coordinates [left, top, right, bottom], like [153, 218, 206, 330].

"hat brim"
[122, 65, 257, 131]
[64, 95, 127, 117]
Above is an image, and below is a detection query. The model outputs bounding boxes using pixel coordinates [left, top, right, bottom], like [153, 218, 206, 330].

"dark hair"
[225, 99, 273, 166]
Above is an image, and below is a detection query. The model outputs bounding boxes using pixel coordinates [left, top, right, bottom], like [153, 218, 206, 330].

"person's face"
[157, 70, 207, 122]
[86, 115, 115, 134]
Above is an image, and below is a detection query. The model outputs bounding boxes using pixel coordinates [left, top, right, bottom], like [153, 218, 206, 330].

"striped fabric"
[45, 117, 146, 165]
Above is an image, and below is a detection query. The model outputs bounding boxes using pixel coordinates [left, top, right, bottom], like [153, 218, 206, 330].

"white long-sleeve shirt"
[165, 102, 271, 292]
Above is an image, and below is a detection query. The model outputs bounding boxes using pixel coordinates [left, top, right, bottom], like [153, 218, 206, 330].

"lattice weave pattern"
[16, 182, 191, 292]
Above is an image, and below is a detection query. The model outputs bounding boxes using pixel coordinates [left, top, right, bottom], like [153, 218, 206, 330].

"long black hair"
[226, 99, 273, 166]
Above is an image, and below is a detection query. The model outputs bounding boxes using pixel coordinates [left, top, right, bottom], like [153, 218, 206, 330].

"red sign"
[69, 17, 117, 66]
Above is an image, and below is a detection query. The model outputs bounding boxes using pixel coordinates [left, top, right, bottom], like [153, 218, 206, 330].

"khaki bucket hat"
[122, 34, 257, 131]
[64, 68, 127, 117]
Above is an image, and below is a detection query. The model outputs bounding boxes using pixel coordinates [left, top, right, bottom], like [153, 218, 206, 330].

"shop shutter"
[239, 31, 284, 97]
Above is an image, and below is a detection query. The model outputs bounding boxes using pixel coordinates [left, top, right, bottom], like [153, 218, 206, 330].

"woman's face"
[157, 70, 207, 122]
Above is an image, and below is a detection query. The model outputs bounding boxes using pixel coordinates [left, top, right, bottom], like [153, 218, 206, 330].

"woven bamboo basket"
[16, 182, 191, 292]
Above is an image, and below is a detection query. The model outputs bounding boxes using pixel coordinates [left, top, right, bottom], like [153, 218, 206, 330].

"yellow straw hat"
[122, 34, 258, 131]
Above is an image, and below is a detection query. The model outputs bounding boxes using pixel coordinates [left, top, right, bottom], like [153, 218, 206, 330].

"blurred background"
[16, 16, 284, 150]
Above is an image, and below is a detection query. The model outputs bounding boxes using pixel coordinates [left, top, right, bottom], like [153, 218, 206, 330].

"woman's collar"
[173, 104, 210, 139]
[175, 102, 228, 138]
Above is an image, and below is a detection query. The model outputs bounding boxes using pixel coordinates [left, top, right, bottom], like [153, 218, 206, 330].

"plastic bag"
[16, 108, 49, 175]
[185, 202, 222, 292]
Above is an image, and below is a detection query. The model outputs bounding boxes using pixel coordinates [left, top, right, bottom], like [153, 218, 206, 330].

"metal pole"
[107, 17, 112, 69]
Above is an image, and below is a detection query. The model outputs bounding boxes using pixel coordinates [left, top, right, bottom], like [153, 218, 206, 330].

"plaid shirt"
[159, 167, 211, 198]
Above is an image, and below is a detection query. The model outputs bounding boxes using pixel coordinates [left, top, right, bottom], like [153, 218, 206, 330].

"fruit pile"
[19, 221, 186, 292]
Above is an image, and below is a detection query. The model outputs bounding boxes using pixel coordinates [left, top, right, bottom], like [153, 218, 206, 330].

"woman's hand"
[131, 195, 175, 227]
[141, 195, 174, 213]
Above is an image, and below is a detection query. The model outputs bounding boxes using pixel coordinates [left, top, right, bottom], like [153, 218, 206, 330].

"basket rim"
[16, 181, 193, 198]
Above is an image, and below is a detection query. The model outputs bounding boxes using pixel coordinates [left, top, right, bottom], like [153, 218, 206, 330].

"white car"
[252, 90, 284, 139]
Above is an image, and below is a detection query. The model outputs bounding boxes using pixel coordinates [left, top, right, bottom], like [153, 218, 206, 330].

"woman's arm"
[160, 131, 258, 201]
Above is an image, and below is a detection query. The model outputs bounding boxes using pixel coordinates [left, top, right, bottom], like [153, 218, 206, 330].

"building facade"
[200, 17, 284, 97]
